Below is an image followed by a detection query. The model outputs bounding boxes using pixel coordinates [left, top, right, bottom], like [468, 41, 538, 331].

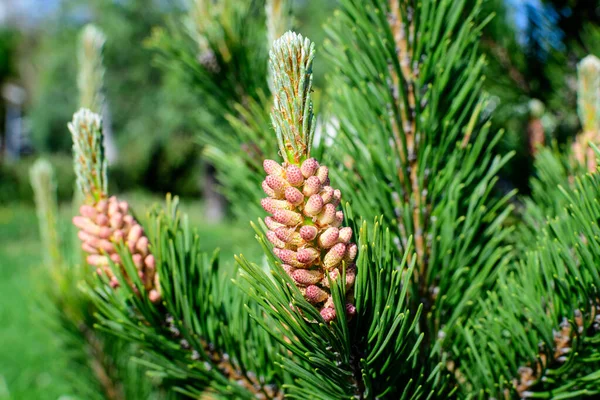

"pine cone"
[261, 157, 357, 322]
[73, 195, 161, 303]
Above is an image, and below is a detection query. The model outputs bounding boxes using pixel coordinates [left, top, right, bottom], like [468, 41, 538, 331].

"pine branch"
[458, 169, 600, 397]
[519, 55, 600, 249]
[30, 159, 63, 268]
[30, 158, 158, 399]
[323, 1, 514, 390]
[235, 30, 430, 398]
[86, 196, 285, 399]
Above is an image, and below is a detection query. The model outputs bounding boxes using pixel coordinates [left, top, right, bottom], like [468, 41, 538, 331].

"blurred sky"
[0, 0, 566, 53]
[0, 0, 60, 27]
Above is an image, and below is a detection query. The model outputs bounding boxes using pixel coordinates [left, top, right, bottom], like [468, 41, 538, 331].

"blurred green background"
[1, 0, 599, 398]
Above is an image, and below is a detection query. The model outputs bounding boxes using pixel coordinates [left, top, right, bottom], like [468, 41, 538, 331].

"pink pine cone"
[261, 157, 358, 323]
[73, 196, 161, 303]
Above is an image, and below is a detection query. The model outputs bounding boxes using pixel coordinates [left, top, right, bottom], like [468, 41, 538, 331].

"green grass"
[0, 194, 259, 399]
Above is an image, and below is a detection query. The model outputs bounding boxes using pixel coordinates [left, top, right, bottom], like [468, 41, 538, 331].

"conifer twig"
[388, 0, 426, 274]
[69, 108, 107, 203]
[30, 159, 63, 268]
[263, 31, 357, 322]
[270, 31, 316, 164]
[78, 25, 106, 114]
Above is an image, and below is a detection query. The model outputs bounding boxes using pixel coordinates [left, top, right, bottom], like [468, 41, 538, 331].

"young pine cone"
[73, 196, 161, 303]
[261, 158, 357, 322]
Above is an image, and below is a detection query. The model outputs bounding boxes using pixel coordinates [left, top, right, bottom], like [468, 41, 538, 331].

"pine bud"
[345, 303, 356, 317]
[316, 166, 329, 184]
[260, 155, 357, 321]
[267, 230, 287, 248]
[273, 248, 304, 268]
[331, 189, 342, 207]
[299, 225, 318, 241]
[323, 243, 346, 270]
[265, 175, 288, 196]
[285, 187, 304, 206]
[320, 307, 336, 322]
[265, 216, 285, 230]
[273, 209, 303, 226]
[292, 269, 323, 285]
[303, 176, 321, 197]
[262, 180, 278, 198]
[305, 285, 329, 303]
[318, 227, 339, 248]
[286, 165, 304, 186]
[300, 158, 319, 178]
[338, 227, 352, 243]
[264, 159, 285, 176]
[333, 211, 344, 227]
[320, 186, 334, 203]
[74, 196, 161, 303]
[297, 247, 319, 264]
[345, 243, 358, 263]
[317, 203, 336, 225]
[304, 194, 324, 216]
[261, 198, 293, 214]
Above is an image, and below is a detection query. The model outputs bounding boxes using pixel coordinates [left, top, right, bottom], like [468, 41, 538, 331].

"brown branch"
[81, 324, 125, 400]
[166, 315, 284, 400]
[388, 1, 427, 287]
[514, 309, 587, 397]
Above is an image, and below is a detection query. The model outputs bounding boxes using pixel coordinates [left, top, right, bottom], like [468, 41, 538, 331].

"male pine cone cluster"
[73, 195, 161, 303]
[261, 158, 357, 322]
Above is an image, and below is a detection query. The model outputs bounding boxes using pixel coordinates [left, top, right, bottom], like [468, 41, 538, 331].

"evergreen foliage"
[27, 0, 600, 398]
[149, 0, 292, 218]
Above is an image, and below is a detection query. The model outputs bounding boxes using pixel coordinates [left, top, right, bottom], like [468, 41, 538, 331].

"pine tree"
[29, 24, 162, 400]
[148, 0, 293, 219]
[38, 0, 600, 398]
